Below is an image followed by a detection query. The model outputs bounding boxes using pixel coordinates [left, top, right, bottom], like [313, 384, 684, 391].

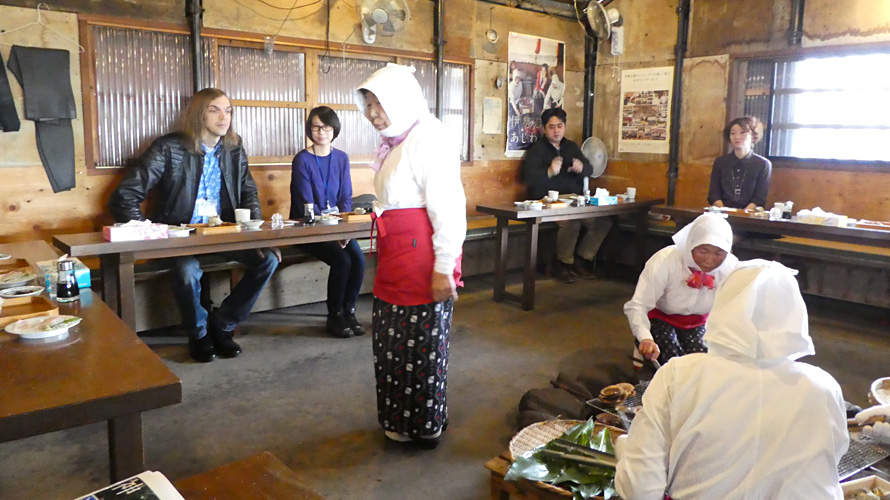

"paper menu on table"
[74, 471, 184, 500]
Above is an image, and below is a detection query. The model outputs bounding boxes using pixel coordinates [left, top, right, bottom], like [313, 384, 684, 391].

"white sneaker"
[384, 431, 412, 443]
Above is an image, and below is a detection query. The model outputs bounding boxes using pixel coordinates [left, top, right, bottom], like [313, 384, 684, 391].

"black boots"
[327, 307, 367, 338]
[326, 311, 354, 338]
[344, 307, 366, 336]
[188, 334, 216, 363]
[209, 323, 242, 358]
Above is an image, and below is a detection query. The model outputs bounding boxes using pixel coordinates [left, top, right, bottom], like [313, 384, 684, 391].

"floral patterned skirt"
[371, 297, 452, 437]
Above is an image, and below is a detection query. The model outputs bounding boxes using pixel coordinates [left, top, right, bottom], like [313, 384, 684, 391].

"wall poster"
[618, 67, 673, 154]
[506, 32, 565, 158]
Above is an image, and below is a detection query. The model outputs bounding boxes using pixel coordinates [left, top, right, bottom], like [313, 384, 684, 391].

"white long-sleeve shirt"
[374, 114, 467, 275]
[624, 246, 738, 343]
[615, 353, 849, 500]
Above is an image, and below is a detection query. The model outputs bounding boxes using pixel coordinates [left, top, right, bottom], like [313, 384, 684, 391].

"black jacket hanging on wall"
[7, 45, 76, 192]
[0, 51, 20, 132]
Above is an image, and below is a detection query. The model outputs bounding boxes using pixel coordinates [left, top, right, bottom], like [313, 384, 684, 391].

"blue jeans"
[303, 239, 365, 314]
[168, 249, 279, 339]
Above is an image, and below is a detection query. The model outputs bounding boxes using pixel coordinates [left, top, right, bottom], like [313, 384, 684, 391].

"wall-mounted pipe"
[434, 0, 445, 119]
[667, 0, 691, 206]
[582, 35, 597, 140]
[186, 0, 204, 93]
[789, 0, 805, 45]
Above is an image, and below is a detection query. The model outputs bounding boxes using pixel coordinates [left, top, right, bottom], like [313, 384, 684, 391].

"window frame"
[79, 16, 475, 173]
[729, 44, 890, 172]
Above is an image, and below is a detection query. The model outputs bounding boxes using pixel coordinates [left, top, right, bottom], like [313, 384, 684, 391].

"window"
[87, 23, 473, 169]
[739, 52, 890, 162]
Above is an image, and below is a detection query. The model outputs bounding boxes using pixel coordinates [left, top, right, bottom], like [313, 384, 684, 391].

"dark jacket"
[707, 151, 772, 209]
[519, 137, 593, 200]
[108, 132, 260, 224]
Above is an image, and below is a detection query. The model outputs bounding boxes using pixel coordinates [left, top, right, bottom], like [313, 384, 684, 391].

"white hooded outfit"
[355, 63, 466, 276]
[615, 260, 849, 500]
[624, 213, 739, 344]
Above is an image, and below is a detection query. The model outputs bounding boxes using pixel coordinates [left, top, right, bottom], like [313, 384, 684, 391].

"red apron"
[372, 208, 463, 306]
[648, 308, 708, 330]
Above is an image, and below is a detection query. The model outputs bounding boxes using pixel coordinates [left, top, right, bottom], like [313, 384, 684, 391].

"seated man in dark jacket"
[519, 108, 611, 283]
[109, 88, 280, 363]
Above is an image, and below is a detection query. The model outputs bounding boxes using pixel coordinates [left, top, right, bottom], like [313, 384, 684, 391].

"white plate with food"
[0, 286, 45, 298]
[317, 215, 342, 225]
[0, 269, 38, 289]
[5, 315, 83, 339]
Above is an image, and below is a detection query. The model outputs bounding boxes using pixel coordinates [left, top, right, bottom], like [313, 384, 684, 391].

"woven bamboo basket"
[507, 419, 624, 498]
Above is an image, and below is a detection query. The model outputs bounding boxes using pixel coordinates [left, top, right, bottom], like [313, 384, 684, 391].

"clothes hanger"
[0, 3, 85, 53]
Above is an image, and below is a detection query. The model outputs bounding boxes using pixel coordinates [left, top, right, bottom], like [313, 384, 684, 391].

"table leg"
[108, 413, 144, 483]
[493, 218, 508, 302]
[521, 222, 539, 311]
[99, 254, 120, 315]
[634, 211, 648, 273]
[119, 253, 137, 331]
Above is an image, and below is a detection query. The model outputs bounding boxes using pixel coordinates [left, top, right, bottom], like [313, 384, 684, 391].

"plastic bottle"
[782, 201, 793, 220]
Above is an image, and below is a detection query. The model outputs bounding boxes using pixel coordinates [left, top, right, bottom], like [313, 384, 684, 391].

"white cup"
[626, 187, 637, 199]
[547, 190, 559, 202]
[234, 208, 251, 223]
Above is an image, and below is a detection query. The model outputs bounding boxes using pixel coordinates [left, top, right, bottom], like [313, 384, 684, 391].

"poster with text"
[506, 32, 565, 157]
[618, 67, 673, 154]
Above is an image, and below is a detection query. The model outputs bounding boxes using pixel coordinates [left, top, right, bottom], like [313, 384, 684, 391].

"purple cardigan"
[290, 147, 353, 219]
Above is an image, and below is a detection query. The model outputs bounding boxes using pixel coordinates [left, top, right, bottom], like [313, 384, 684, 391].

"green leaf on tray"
[505, 419, 618, 500]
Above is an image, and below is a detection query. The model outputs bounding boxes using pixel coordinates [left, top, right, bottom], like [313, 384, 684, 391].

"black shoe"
[570, 258, 596, 280]
[209, 323, 242, 358]
[326, 312, 354, 338]
[344, 307, 366, 336]
[188, 334, 217, 363]
[554, 262, 576, 284]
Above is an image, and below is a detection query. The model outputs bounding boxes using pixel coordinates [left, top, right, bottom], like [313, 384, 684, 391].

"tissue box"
[590, 196, 618, 206]
[36, 258, 92, 289]
[103, 223, 169, 242]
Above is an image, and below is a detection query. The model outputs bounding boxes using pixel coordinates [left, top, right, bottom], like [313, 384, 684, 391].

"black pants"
[303, 239, 365, 314]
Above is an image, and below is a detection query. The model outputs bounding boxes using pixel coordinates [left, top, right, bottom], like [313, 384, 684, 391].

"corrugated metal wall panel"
[235, 107, 304, 158]
[318, 57, 388, 105]
[218, 46, 305, 102]
[93, 26, 193, 167]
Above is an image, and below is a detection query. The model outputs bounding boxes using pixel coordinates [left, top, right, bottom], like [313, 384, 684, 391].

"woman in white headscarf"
[615, 260, 849, 500]
[624, 213, 738, 366]
[355, 64, 466, 448]
[543, 70, 564, 109]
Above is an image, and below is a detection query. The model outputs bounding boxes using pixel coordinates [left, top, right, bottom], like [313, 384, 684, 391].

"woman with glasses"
[290, 106, 366, 338]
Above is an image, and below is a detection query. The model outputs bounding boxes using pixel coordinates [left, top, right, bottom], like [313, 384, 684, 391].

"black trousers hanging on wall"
[0, 51, 20, 132]
[7, 45, 76, 193]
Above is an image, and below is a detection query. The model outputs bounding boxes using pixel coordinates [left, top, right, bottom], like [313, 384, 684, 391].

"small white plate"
[0, 286, 45, 298]
[0, 254, 10, 260]
[241, 219, 264, 229]
[0, 270, 37, 289]
[317, 216, 341, 225]
[6, 315, 83, 339]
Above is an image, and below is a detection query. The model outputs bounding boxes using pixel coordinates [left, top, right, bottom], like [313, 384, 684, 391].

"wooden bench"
[486, 453, 572, 500]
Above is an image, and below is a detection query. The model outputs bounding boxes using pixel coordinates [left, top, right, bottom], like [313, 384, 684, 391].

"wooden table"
[651, 205, 890, 249]
[53, 221, 373, 331]
[0, 241, 182, 483]
[175, 451, 325, 499]
[477, 198, 664, 310]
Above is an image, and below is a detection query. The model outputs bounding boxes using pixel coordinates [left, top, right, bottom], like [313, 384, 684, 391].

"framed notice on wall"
[618, 67, 673, 154]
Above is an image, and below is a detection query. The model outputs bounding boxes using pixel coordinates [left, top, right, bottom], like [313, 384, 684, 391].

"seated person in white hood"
[615, 260, 849, 500]
[624, 213, 738, 366]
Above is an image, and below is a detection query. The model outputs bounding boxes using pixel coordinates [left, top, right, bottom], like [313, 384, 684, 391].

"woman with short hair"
[707, 116, 772, 210]
[290, 106, 365, 338]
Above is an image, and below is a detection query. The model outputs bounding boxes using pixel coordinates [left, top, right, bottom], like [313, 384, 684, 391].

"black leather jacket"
[108, 132, 260, 225]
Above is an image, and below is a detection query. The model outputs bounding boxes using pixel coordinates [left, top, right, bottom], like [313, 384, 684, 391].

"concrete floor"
[1, 271, 888, 500]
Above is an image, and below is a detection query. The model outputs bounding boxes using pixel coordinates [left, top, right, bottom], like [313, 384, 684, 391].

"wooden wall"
[0, 0, 583, 242]
[591, 0, 890, 221]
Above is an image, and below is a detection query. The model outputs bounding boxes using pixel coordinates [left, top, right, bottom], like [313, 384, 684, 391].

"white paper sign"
[618, 67, 674, 154]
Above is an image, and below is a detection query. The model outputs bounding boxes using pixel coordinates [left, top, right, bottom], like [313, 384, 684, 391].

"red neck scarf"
[687, 268, 716, 290]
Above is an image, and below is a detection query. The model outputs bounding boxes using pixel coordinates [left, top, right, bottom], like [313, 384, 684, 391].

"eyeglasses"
[310, 125, 333, 133]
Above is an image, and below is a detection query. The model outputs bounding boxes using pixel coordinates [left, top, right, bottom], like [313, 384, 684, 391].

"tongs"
[587, 400, 633, 431]
[631, 355, 661, 370]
